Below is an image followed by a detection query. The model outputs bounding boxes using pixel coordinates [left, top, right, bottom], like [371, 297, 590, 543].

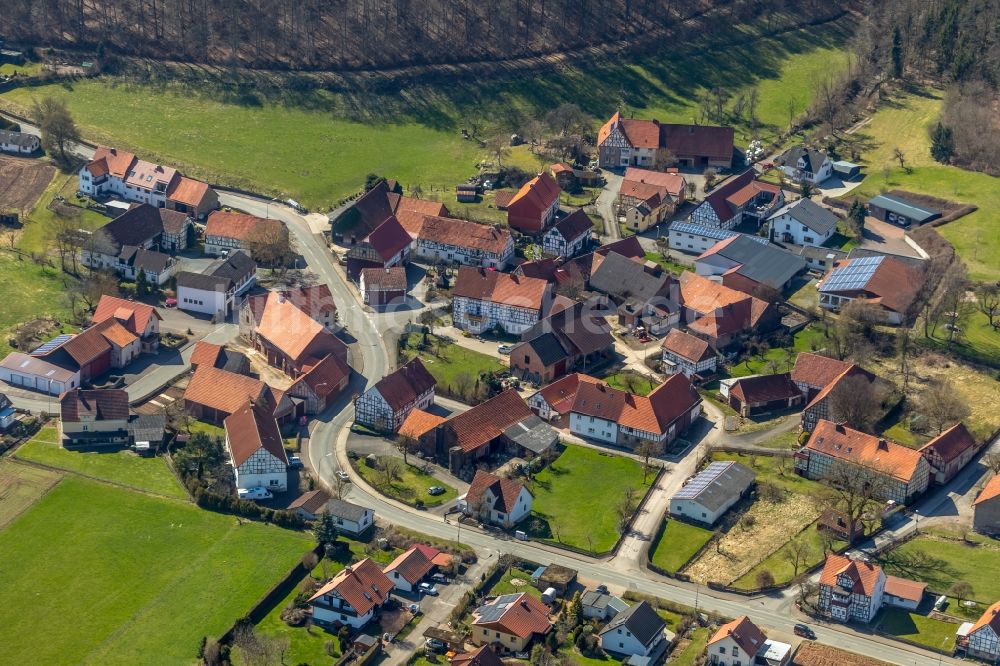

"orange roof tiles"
[918, 422, 976, 465]
[466, 470, 528, 514]
[190, 341, 223, 369]
[95, 319, 139, 348]
[383, 546, 434, 585]
[679, 271, 750, 314]
[791, 352, 854, 390]
[661, 328, 713, 363]
[472, 592, 551, 639]
[819, 553, 884, 596]
[92, 295, 160, 335]
[444, 389, 534, 454]
[969, 600, 1000, 637]
[166, 175, 212, 206]
[452, 267, 548, 311]
[708, 615, 767, 657]
[623, 167, 686, 197]
[398, 409, 446, 439]
[184, 365, 268, 416]
[417, 215, 511, 255]
[564, 373, 701, 435]
[224, 401, 288, 467]
[293, 353, 351, 399]
[255, 292, 347, 365]
[507, 172, 561, 233]
[308, 558, 393, 616]
[619, 118, 661, 149]
[535, 373, 604, 415]
[884, 575, 927, 603]
[805, 420, 926, 483]
[371, 359, 436, 411]
[974, 474, 1000, 506]
[205, 210, 283, 242]
[91, 146, 136, 178]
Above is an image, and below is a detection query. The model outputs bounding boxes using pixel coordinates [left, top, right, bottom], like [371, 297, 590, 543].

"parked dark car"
[793, 623, 815, 639]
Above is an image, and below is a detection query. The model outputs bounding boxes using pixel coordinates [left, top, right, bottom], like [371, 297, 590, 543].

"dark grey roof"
[521, 302, 614, 358]
[219, 349, 249, 374]
[123, 247, 173, 274]
[526, 332, 568, 367]
[0, 129, 38, 148]
[0, 392, 12, 409]
[601, 601, 665, 647]
[589, 252, 671, 305]
[672, 461, 755, 512]
[581, 591, 627, 613]
[502, 414, 558, 455]
[176, 271, 230, 291]
[323, 498, 370, 522]
[781, 145, 829, 174]
[128, 413, 166, 444]
[867, 194, 940, 222]
[796, 245, 847, 263]
[769, 198, 839, 235]
[91, 204, 165, 253]
[706, 235, 806, 289]
[209, 250, 255, 280]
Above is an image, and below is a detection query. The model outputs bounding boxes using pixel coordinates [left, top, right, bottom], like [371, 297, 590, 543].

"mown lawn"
[649, 519, 714, 573]
[875, 608, 957, 653]
[879, 533, 1000, 604]
[489, 566, 543, 599]
[726, 325, 830, 379]
[0, 460, 62, 529]
[528, 445, 652, 553]
[17, 171, 110, 255]
[0, 250, 79, 357]
[398, 333, 504, 396]
[15, 425, 187, 499]
[0, 14, 854, 209]
[602, 369, 659, 396]
[0, 475, 313, 665]
[353, 455, 457, 507]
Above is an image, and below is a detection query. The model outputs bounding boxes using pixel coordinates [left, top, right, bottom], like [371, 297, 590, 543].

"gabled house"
[695, 234, 806, 294]
[240, 284, 338, 335]
[115, 245, 177, 286]
[790, 352, 854, 401]
[973, 475, 1000, 535]
[598, 114, 734, 169]
[541, 209, 592, 259]
[660, 328, 716, 378]
[58, 389, 130, 450]
[309, 558, 394, 630]
[0, 129, 40, 154]
[203, 210, 286, 258]
[619, 167, 687, 233]
[450, 646, 505, 666]
[224, 401, 288, 493]
[360, 266, 407, 306]
[0, 352, 79, 396]
[779, 145, 833, 185]
[0, 393, 16, 430]
[588, 252, 678, 335]
[818, 255, 921, 325]
[796, 420, 931, 504]
[507, 172, 561, 234]
[411, 215, 514, 269]
[288, 492, 375, 535]
[528, 372, 604, 423]
[581, 591, 629, 621]
[189, 341, 250, 374]
[799, 363, 882, 433]
[597, 600, 670, 659]
[721, 373, 803, 417]
[287, 353, 352, 415]
[598, 113, 661, 169]
[183, 365, 294, 425]
[80, 203, 182, 272]
[670, 460, 755, 526]
[471, 593, 551, 652]
[459, 470, 533, 528]
[175, 250, 257, 318]
[451, 267, 550, 335]
[707, 616, 790, 666]
[678, 272, 778, 349]
[668, 222, 749, 256]
[510, 302, 614, 385]
[383, 546, 434, 593]
[165, 176, 219, 220]
[918, 422, 977, 485]
[329, 179, 449, 244]
[398, 409, 447, 452]
[354, 358, 436, 433]
[966, 601, 1000, 662]
[660, 123, 735, 169]
[345, 216, 411, 281]
[817, 554, 886, 623]
[767, 198, 839, 247]
[689, 170, 783, 230]
[92, 295, 161, 353]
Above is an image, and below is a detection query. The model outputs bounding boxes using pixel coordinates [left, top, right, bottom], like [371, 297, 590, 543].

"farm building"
[669, 460, 755, 526]
[866, 194, 940, 227]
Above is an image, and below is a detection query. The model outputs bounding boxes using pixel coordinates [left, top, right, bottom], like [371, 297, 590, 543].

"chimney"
[835, 423, 846, 433]
[878, 439, 889, 450]
[277, 292, 287, 303]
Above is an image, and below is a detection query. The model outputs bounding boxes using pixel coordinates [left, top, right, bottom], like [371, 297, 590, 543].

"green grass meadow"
[649, 519, 715, 573]
[0, 475, 312, 665]
[879, 533, 1000, 605]
[528, 444, 652, 553]
[353, 455, 457, 507]
[399, 333, 504, 393]
[875, 608, 957, 653]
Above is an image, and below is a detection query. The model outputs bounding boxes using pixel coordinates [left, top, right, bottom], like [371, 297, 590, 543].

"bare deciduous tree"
[828, 374, 885, 432]
[920, 379, 971, 434]
[815, 460, 891, 544]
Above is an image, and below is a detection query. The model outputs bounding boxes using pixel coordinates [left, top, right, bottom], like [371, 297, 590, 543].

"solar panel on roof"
[820, 255, 884, 293]
[30, 334, 74, 356]
[673, 461, 732, 500]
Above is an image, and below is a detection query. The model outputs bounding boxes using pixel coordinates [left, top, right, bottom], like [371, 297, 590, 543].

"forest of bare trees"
[2, 0, 839, 71]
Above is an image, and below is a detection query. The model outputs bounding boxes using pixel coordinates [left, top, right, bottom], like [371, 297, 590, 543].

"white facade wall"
[601, 626, 655, 657]
[0, 367, 77, 395]
[670, 496, 732, 526]
[413, 236, 513, 270]
[311, 594, 376, 630]
[769, 211, 836, 247]
[694, 254, 740, 279]
[669, 228, 735, 255]
[707, 636, 749, 666]
[332, 510, 373, 537]
[661, 350, 716, 378]
[452, 296, 541, 335]
[204, 235, 244, 257]
[177, 285, 228, 317]
[968, 626, 1000, 662]
[781, 158, 832, 185]
[527, 393, 554, 420]
[0, 135, 39, 153]
[542, 228, 588, 259]
[232, 447, 287, 492]
[569, 411, 618, 444]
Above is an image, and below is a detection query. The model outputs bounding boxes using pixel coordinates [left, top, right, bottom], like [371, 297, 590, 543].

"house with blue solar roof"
[669, 460, 755, 526]
[817, 255, 921, 325]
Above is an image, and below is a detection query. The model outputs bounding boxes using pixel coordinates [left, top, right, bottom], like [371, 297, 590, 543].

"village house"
[410, 215, 514, 269]
[767, 198, 840, 247]
[288, 490, 375, 535]
[689, 170, 783, 230]
[706, 616, 791, 666]
[597, 600, 671, 660]
[471, 593, 551, 653]
[720, 373, 803, 417]
[581, 591, 629, 621]
[451, 646, 505, 666]
[0, 393, 16, 431]
[817, 255, 921, 325]
[329, 179, 449, 244]
[668, 222, 749, 256]
[973, 475, 1000, 535]
[695, 234, 807, 294]
[598, 114, 734, 169]
[80, 204, 191, 274]
[383, 545, 434, 594]
[796, 420, 931, 504]
[286, 353, 352, 415]
[459, 470, 533, 528]
[790, 352, 856, 401]
[618, 167, 687, 233]
[778, 145, 833, 185]
[183, 364, 294, 425]
[92, 295, 161, 353]
[309, 558, 394, 631]
[661, 123, 735, 169]
[965, 601, 1000, 662]
[541, 209, 592, 259]
[175, 250, 257, 318]
[918, 422, 977, 485]
[506, 172, 561, 234]
[397, 409, 447, 453]
[79, 146, 218, 218]
[241, 284, 339, 335]
[670, 460, 755, 526]
[678, 272, 778, 349]
[567, 373, 702, 450]
[798, 362, 882, 433]
[189, 341, 250, 374]
[510, 302, 615, 385]
[359, 266, 408, 306]
[354, 359, 436, 433]
[451, 267, 550, 335]
[224, 401, 288, 493]
[588, 252, 678, 335]
[203, 210, 286, 258]
[345, 216, 412, 281]
[58, 389, 130, 450]
[0, 129, 40, 154]
[660, 328, 717, 378]
[817, 554, 885, 623]
[528, 372, 604, 423]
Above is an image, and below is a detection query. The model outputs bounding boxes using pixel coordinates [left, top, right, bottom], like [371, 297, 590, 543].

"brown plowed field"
[0, 155, 55, 210]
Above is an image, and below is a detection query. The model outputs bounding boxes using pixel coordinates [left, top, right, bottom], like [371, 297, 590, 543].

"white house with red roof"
[92, 295, 161, 352]
[818, 554, 886, 623]
[451, 267, 551, 335]
[660, 328, 717, 378]
[966, 600, 1000, 661]
[309, 558, 394, 630]
[506, 173, 561, 234]
[203, 210, 286, 258]
[471, 592, 551, 653]
[917, 422, 977, 485]
[706, 616, 772, 666]
[223, 401, 288, 492]
[410, 215, 514, 269]
[382, 546, 434, 593]
[460, 470, 532, 528]
[354, 358, 436, 433]
[689, 169, 783, 230]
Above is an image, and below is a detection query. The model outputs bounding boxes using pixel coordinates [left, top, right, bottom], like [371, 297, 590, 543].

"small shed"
[541, 587, 557, 604]
[538, 564, 577, 594]
[456, 184, 479, 203]
[832, 161, 862, 180]
[867, 194, 940, 227]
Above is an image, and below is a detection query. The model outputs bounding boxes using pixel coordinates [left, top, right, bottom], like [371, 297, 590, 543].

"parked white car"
[238, 487, 273, 501]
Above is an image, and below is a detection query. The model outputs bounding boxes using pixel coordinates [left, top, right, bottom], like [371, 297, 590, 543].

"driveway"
[817, 175, 865, 198]
[595, 171, 623, 240]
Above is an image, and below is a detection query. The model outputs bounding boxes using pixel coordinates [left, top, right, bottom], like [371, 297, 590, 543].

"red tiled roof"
[661, 328, 713, 363]
[397, 195, 448, 217]
[619, 118, 661, 149]
[597, 112, 620, 145]
[418, 215, 511, 255]
[595, 236, 645, 260]
[708, 615, 767, 657]
[550, 209, 593, 243]
[884, 575, 927, 603]
[729, 373, 801, 405]
[94, 319, 139, 348]
[567, 373, 700, 435]
[445, 389, 534, 454]
[184, 365, 269, 416]
[466, 470, 528, 514]
[660, 123, 734, 160]
[535, 373, 604, 415]
[507, 172, 561, 233]
[190, 341, 223, 369]
[918, 422, 976, 465]
[383, 546, 434, 585]
[701, 169, 756, 222]
[819, 553, 884, 596]
[805, 420, 926, 484]
[361, 266, 407, 292]
[255, 291, 347, 365]
[679, 271, 749, 314]
[725, 180, 780, 208]
[550, 163, 573, 174]
[205, 210, 283, 242]
[791, 352, 854, 390]
[452, 266, 548, 311]
[802, 365, 877, 414]
[493, 191, 516, 209]
[623, 167, 686, 198]
[166, 176, 212, 206]
[92, 295, 160, 335]
[365, 216, 412, 261]
[293, 353, 351, 399]
[308, 558, 393, 616]
[619, 179, 666, 207]
[124, 159, 176, 191]
[371, 358, 436, 411]
[60, 388, 128, 422]
[974, 474, 1000, 506]
[572, 381, 628, 421]
[472, 592, 551, 639]
[224, 401, 288, 467]
[969, 600, 1000, 637]
[288, 489, 331, 514]
[516, 256, 560, 281]
[398, 409, 446, 439]
[451, 645, 505, 666]
[90, 146, 136, 178]
[57, 326, 112, 367]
